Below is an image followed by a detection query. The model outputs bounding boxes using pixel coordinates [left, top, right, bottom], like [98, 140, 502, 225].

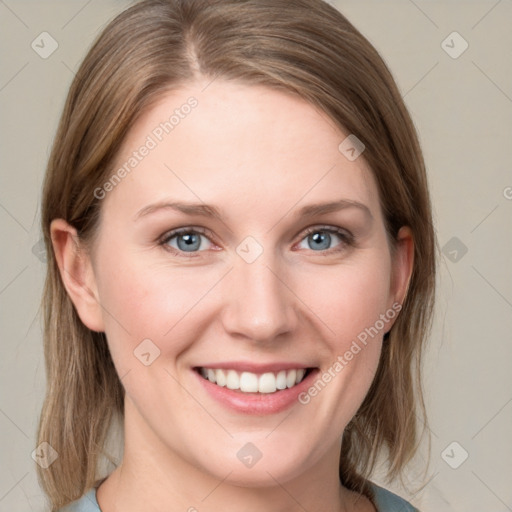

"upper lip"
[195, 361, 314, 373]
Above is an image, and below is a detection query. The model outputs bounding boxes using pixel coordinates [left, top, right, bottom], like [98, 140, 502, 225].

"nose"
[220, 253, 297, 344]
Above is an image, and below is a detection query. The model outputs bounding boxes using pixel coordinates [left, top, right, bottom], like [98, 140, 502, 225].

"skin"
[52, 79, 413, 512]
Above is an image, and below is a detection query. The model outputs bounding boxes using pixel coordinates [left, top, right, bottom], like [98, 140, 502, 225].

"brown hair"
[37, 0, 436, 509]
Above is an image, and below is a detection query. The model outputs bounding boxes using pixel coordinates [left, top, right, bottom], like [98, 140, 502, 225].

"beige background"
[1, 0, 511, 510]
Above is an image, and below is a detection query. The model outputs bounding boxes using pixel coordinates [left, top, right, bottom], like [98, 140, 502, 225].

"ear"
[387, 225, 414, 320]
[50, 219, 105, 332]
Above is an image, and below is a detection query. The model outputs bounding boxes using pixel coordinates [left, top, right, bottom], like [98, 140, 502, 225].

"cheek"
[295, 253, 392, 349]
[93, 250, 222, 367]
[291, 251, 392, 416]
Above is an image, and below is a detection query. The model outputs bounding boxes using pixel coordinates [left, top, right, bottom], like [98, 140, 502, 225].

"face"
[61, 79, 411, 487]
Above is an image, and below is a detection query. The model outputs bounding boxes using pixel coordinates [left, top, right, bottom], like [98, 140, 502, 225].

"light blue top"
[59, 482, 418, 511]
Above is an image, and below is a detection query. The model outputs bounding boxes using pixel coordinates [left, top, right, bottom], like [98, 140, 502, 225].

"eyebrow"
[298, 200, 372, 219]
[134, 199, 372, 222]
[135, 201, 222, 221]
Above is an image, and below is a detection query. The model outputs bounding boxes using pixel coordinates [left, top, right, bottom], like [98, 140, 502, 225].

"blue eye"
[163, 230, 212, 253]
[160, 226, 352, 257]
[297, 228, 351, 252]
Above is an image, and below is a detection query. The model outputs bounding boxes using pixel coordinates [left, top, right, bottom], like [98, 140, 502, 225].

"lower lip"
[194, 369, 318, 415]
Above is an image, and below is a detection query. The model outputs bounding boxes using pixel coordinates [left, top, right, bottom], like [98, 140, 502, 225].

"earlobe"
[50, 219, 105, 332]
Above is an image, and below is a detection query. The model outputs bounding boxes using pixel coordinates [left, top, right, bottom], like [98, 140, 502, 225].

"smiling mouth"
[195, 367, 313, 394]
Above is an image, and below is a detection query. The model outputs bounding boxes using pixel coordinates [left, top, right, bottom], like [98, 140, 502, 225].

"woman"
[37, 0, 436, 510]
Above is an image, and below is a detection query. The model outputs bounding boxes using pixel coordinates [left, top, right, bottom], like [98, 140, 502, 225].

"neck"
[97, 400, 372, 512]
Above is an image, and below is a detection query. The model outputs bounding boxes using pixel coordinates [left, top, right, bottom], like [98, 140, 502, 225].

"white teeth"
[276, 370, 287, 390]
[258, 372, 277, 394]
[199, 367, 308, 394]
[226, 370, 239, 390]
[286, 369, 297, 388]
[216, 369, 227, 387]
[240, 372, 259, 392]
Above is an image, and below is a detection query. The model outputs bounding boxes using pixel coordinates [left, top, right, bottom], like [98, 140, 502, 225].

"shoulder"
[58, 489, 100, 512]
[369, 482, 419, 512]
[58, 482, 417, 512]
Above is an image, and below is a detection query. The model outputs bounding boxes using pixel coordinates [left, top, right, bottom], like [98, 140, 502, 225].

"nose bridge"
[221, 249, 295, 342]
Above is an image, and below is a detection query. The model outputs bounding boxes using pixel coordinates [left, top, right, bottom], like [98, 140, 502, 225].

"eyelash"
[158, 225, 354, 257]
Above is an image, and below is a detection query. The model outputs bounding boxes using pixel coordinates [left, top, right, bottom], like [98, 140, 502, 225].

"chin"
[190, 436, 318, 488]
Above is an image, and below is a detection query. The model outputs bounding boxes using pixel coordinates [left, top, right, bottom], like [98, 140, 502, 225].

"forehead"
[102, 79, 381, 223]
